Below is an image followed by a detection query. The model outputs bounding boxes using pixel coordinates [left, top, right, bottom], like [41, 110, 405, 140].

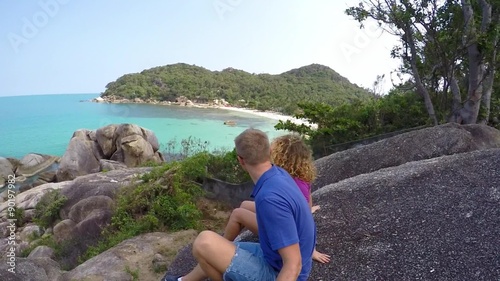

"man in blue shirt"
[164, 128, 316, 281]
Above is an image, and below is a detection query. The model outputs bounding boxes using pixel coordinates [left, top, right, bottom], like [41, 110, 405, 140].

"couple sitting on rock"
[163, 129, 329, 281]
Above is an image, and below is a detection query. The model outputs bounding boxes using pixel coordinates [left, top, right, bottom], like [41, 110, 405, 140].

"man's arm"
[277, 243, 302, 281]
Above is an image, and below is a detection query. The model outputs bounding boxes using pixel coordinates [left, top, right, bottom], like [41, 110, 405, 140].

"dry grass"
[196, 197, 232, 233]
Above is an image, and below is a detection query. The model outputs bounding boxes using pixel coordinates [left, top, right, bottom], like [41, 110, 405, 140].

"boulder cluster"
[56, 123, 164, 182]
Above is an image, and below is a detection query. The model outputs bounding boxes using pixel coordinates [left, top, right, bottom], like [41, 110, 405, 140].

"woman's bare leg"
[223, 207, 258, 241]
[240, 200, 255, 213]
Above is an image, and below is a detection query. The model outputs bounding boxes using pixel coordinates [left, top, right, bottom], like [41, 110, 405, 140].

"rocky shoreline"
[91, 94, 229, 108]
[0, 154, 60, 191]
[92, 94, 317, 127]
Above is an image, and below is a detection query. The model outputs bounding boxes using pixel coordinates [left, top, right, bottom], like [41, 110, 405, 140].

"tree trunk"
[460, 0, 484, 124]
[405, 24, 439, 125]
[480, 69, 495, 124]
[449, 76, 462, 123]
[480, 5, 499, 124]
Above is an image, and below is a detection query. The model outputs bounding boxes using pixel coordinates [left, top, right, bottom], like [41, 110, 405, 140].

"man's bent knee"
[192, 230, 237, 274]
[193, 230, 217, 255]
[193, 231, 234, 258]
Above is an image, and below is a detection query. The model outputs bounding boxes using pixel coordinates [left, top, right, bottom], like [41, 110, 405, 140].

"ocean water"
[0, 94, 287, 159]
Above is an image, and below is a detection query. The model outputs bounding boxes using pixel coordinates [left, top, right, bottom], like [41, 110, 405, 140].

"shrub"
[33, 190, 67, 229]
[78, 147, 247, 264]
[13, 207, 25, 227]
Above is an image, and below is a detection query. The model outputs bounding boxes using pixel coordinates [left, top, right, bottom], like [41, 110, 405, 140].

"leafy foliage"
[102, 63, 373, 115]
[346, 0, 500, 124]
[276, 87, 430, 157]
[33, 190, 67, 229]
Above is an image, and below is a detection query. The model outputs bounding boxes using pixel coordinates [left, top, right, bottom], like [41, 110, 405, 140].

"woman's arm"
[308, 190, 313, 210]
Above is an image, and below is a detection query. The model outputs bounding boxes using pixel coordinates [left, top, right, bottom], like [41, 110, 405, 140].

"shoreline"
[215, 106, 317, 129]
[93, 96, 317, 129]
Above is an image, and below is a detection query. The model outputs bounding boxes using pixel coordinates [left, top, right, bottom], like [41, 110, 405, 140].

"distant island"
[101, 63, 373, 115]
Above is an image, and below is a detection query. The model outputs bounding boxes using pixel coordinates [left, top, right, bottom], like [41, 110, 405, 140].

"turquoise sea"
[0, 94, 286, 159]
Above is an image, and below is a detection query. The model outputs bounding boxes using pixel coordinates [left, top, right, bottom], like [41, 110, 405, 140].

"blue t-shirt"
[251, 165, 316, 281]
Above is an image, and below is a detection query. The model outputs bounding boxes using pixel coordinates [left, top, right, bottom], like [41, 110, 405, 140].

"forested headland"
[101, 63, 372, 115]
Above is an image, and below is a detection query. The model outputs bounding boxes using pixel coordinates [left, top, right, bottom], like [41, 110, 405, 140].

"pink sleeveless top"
[293, 177, 311, 203]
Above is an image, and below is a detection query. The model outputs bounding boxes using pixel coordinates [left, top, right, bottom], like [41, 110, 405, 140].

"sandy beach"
[216, 106, 318, 129]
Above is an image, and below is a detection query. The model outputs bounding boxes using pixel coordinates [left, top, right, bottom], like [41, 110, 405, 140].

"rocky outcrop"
[0, 157, 14, 188]
[63, 230, 198, 281]
[166, 148, 500, 280]
[15, 154, 59, 177]
[0, 257, 64, 281]
[0, 167, 152, 272]
[308, 148, 500, 280]
[28, 246, 55, 259]
[56, 124, 164, 182]
[312, 123, 500, 191]
[0, 181, 72, 217]
[56, 130, 101, 182]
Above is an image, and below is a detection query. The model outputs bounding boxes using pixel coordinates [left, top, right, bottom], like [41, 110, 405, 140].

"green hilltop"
[102, 63, 373, 114]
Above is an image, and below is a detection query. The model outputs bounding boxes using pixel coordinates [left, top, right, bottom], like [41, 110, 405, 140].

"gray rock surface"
[202, 178, 254, 208]
[0, 157, 14, 188]
[63, 230, 197, 281]
[58, 167, 151, 219]
[15, 153, 58, 177]
[0, 257, 63, 281]
[53, 219, 76, 242]
[37, 171, 56, 183]
[0, 181, 72, 219]
[309, 148, 500, 280]
[312, 123, 500, 191]
[99, 159, 127, 171]
[27, 246, 55, 260]
[19, 225, 41, 241]
[56, 129, 101, 182]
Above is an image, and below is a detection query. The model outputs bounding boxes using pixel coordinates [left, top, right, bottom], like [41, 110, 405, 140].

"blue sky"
[0, 0, 399, 97]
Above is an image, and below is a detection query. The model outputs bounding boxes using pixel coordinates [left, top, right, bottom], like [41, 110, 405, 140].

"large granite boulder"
[0, 257, 63, 281]
[0, 181, 72, 219]
[0, 157, 14, 189]
[63, 230, 198, 281]
[56, 130, 102, 182]
[15, 153, 58, 177]
[57, 124, 164, 182]
[166, 148, 500, 280]
[308, 148, 500, 280]
[312, 123, 500, 191]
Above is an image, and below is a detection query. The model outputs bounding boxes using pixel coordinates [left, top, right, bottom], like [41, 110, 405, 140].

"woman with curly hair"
[223, 133, 331, 264]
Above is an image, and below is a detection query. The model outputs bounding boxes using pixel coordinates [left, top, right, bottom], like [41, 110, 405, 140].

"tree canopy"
[101, 63, 373, 115]
[346, 0, 500, 126]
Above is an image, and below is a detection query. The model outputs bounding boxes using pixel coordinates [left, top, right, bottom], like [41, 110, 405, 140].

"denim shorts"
[223, 242, 278, 281]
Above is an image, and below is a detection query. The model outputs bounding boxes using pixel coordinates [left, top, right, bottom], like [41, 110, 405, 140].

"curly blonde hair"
[271, 133, 316, 183]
